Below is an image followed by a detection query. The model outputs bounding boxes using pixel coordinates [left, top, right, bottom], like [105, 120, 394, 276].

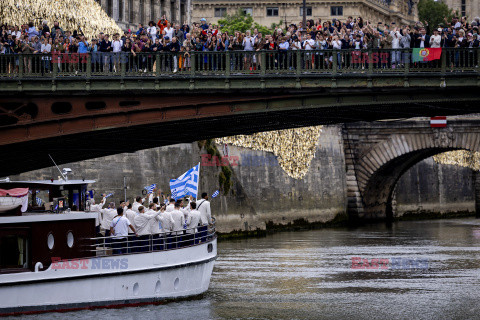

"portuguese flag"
[412, 48, 442, 62]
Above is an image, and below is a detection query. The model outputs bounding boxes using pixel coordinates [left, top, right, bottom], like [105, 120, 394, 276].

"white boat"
[0, 180, 217, 316]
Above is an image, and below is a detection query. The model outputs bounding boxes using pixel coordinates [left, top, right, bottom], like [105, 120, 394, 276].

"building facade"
[442, 0, 479, 21]
[96, 0, 191, 31]
[192, 0, 419, 28]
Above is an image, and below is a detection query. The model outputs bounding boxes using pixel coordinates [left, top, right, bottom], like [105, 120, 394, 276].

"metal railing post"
[332, 50, 338, 75]
[53, 56, 58, 78]
[156, 52, 160, 78]
[261, 51, 266, 75]
[225, 51, 230, 77]
[296, 50, 301, 76]
[368, 49, 373, 74]
[404, 49, 409, 75]
[18, 54, 24, 79]
[86, 53, 91, 78]
[191, 52, 196, 76]
[441, 48, 446, 74]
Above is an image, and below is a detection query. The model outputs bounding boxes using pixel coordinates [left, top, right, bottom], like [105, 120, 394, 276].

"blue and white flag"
[105, 193, 113, 198]
[169, 163, 200, 200]
[212, 190, 219, 198]
[36, 197, 43, 206]
[87, 190, 94, 199]
[145, 183, 157, 194]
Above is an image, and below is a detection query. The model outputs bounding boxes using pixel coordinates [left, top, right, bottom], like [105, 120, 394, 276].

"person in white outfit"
[111, 207, 137, 254]
[89, 194, 106, 234]
[100, 202, 117, 237]
[196, 193, 212, 243]
[166, 198, 175, 212]
[170, 201, 186, 248]
[185, 202, 201, 245]
[134, 205, 161, 252]
[132, 196, 143, 213]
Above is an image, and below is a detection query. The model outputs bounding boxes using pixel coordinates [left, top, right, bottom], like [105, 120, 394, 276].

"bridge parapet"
[0, 48, 478, 93]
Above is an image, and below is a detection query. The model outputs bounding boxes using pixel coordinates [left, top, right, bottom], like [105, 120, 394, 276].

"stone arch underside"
[353, 130, 480, 219]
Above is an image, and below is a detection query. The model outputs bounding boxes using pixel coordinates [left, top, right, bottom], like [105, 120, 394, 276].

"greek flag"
[87, 190, 94, 199]
[169, 163, 200, 200]
[145, 183, 157, 193]
[105, 193, 113, 198]
[212, 190, 219, 198]
[36, 197, 43, 206]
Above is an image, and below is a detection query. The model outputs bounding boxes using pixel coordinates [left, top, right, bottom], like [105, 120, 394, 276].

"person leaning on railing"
[134, 204, 161, 252]
[111, 207, 137, 255]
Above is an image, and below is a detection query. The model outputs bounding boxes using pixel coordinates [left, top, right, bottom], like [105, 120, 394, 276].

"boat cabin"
[0, 180, 95, 215]
[0, 180, 97, 274]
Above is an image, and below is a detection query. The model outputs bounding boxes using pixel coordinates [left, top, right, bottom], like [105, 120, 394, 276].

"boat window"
[0, 233, 29, 270]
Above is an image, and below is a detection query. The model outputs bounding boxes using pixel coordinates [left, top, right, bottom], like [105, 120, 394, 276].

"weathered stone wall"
[394, 158, 475, 216]
[11, 125, 348, 233]
[10, 124, 476, 233]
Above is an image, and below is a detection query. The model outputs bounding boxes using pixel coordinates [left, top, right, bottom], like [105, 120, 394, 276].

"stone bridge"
[343, 118, 480, 220]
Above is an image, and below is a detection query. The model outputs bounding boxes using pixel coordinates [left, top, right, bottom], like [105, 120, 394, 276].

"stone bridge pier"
[342, 118, 480, 221]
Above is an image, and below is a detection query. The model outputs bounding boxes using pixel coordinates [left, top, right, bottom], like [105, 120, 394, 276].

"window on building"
[266, 7, 279, 17]
[243, 7, 253, 16]
[330, 6, 343, 16]
[140, 0, 145, 23]
[151, 0, 155, 21]
[119, 0, 124, 20]
[461, 0, 466, 17]
[300, 6, 312, 16]
[107, 0, 113, 16]
[129, 0, 134, 22]
[160, 0, 165, 16]
[214, 7, 227, 17]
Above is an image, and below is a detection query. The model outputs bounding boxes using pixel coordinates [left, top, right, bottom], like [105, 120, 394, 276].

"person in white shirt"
[390, 29, 402, 68]
[147, 21, 158, 41]
[100, 202, 117, 237]
[111, 33, 123, 72]
[40, 38, 52, 73]
[133, 205, 160, 252]
[196, 193, 212, 243]
[185, 202, 201, 245]
[89, 194, 106, 234]
[303, 33, 316, 69]
[132, 196, 143, 213]
[429, 29, 442, 48]
[166, 198, 175, 212]
[111, 207, 137, 254]
[164, 23, 174, 40]
[170, 201, 186, 248]
[124, 203, 136, 231]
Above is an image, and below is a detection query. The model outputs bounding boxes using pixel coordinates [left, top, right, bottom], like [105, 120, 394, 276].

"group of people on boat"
[89, 190, 213, 254]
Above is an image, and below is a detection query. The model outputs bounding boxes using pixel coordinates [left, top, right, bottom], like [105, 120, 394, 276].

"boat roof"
[0, 180, 96, 186]
[0, 212, 97, 224]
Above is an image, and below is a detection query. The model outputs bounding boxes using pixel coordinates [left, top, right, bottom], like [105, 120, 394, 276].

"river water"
[17, 218, 480, 320]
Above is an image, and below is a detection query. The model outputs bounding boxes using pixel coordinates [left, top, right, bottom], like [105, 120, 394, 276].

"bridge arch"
[351, 128, 479, 219]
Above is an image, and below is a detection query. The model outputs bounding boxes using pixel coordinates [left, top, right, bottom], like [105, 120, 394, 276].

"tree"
[417, 0, 456, 29]
[217, 9, 279, 35]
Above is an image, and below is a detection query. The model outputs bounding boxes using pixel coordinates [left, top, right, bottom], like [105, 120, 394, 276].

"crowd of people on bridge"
[1, 14, 479, 74]
[89, 189, 213, 254]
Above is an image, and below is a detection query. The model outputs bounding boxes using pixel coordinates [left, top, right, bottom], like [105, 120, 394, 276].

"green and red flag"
[412, 48, 442, 62]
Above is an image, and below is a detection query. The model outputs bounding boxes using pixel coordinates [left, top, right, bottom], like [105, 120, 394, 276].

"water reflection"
[14, 218, 480, 320]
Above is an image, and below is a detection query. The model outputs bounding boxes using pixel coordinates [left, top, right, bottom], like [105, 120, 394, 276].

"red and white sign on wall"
[430, 116, 447, 128]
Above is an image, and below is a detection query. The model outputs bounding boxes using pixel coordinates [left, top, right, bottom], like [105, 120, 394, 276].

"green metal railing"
[0, 48, 478, 78]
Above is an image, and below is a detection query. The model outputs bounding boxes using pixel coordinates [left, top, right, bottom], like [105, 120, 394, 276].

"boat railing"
[81, 218, 216, 257]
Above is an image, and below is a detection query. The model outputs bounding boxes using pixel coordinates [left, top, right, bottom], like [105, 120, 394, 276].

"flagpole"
[196, 162, 200, 202]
